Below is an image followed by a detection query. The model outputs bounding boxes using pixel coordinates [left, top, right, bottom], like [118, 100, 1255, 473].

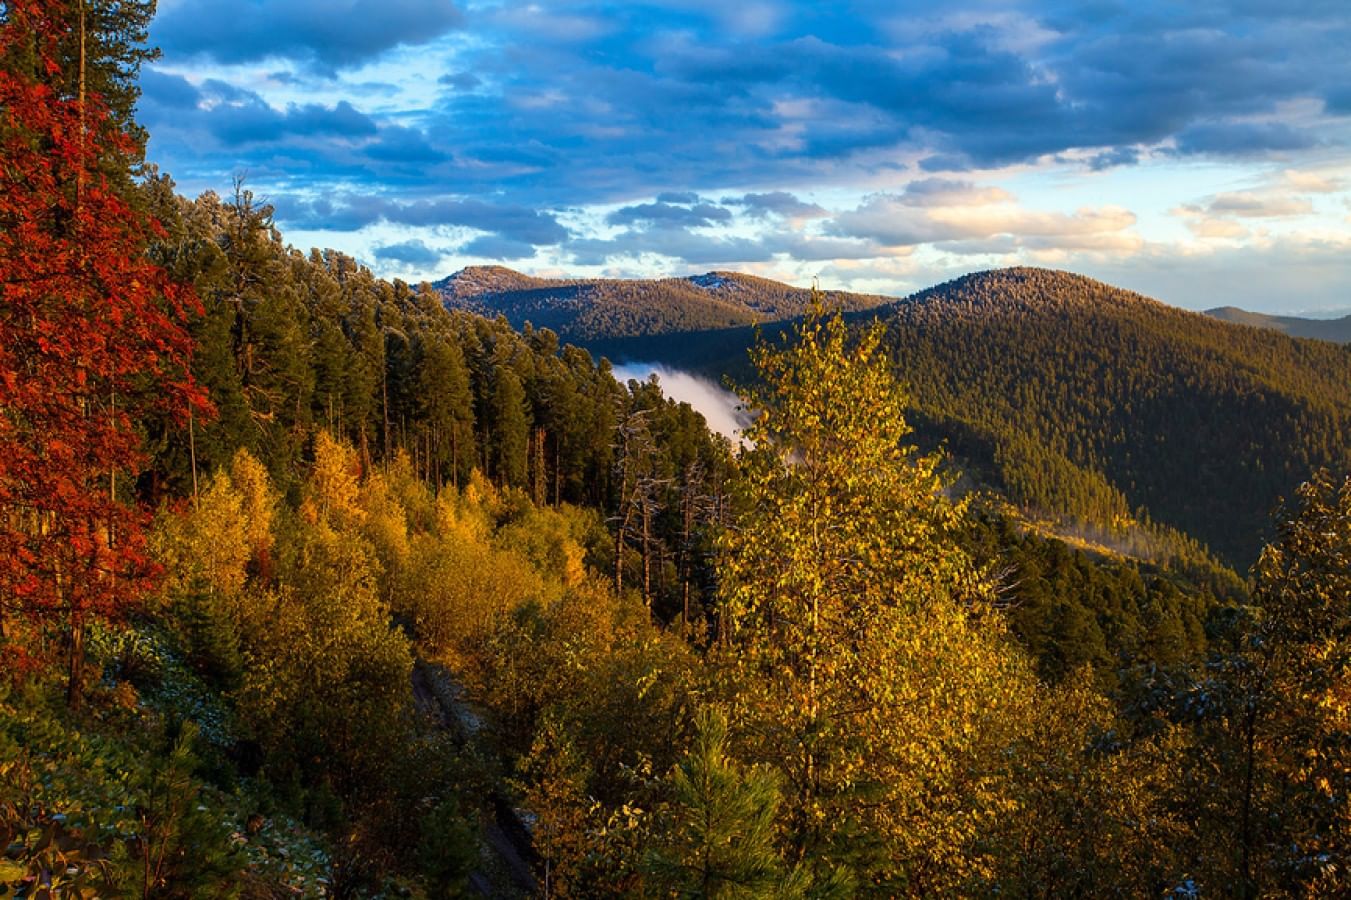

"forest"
[3, 1, 1351, 897]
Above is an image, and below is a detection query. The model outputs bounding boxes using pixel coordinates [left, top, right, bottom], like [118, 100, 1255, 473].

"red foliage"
[0, 1, 208, 693]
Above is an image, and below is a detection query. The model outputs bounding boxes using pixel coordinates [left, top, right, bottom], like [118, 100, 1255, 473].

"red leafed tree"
[0, 0, 207, 705]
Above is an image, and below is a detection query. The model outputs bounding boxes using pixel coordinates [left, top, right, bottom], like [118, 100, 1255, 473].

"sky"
[141, 0, 1351, 315]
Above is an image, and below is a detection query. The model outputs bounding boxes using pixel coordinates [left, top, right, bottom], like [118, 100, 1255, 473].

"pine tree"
[645, 708, 802, 899]
[491, 367, 530, 488]
[417, 334, 475, 489]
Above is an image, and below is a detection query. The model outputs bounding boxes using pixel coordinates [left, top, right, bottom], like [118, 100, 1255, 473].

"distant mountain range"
[433, 265, 892, 340]
[438, 265, 1351, 570]
[1205, 306, 1351, 344]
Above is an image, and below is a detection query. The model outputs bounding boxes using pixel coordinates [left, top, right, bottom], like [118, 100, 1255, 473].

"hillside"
[888, 269, 1351, 566]
[573, 267, 1351, 569]
[1205, 305, 1351, 344]
[433, 265, 893, 340]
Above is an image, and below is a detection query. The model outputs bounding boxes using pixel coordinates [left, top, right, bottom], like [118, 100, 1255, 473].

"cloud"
[459, 234, 539, 260]
[1282, 170, 1345, 193]
[1206, 192, 1314, 218]
[363, 126, 448, 164]
[728, 191, 829, 219]
[373, 239, 446, 266]
[439, 71, 482, 90]
[893, 178, 1013, 207]
[830, 192, 1138, 250]
[1087, 147, 1141, 170]
[153, 0, 463, 70]
[139, 69, 201, 109]
[275, 194, 570, 247]
[1174, 122, 1318, 157]
[606, 199, 732, 229]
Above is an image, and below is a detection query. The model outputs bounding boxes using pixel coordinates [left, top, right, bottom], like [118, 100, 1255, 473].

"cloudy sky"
[142, 0, 1351, 314]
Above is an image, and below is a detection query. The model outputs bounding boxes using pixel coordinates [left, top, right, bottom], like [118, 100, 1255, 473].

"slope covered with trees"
[886, 268, 1351, 567]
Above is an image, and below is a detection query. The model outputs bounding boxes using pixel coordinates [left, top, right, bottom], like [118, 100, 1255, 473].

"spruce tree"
[646, 708, 800, 899]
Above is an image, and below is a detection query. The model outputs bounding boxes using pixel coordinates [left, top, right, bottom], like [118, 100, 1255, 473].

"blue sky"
[142, 0, 1351, 314]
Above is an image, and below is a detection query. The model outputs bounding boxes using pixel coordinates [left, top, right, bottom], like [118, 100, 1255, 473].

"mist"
[611, 362, 751, 442]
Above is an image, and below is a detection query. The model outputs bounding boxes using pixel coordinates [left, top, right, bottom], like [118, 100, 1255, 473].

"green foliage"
[0, 684, 244, 898]
[416, 796, 477, 897]
[645, 708, 804, 899]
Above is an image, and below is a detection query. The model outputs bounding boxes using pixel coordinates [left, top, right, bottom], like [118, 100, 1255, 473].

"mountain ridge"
[432, 265, 895, 340]
[1205, 305, 1351, 344]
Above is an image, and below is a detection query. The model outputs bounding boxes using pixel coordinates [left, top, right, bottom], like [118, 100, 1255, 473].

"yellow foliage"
[719, 302, 1040, 890]
[309, 431, 365, 526]
[152, 468, 250, 599]
[228, 447, 276, 558]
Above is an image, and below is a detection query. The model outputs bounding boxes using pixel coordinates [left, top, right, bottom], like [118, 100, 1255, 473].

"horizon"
[144, 1, 1351, 315]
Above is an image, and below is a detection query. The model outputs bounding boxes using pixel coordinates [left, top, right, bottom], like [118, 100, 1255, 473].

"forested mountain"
[572, 268, 1351, 569]
[1206, 305, 1351, 343]
[884, 268, 1351, 567]
[434, 265, 892, 340]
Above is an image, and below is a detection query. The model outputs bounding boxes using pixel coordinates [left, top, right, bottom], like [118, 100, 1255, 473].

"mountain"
[535, 266, 1351, 570]
[883, 268, 1351, 567]
[432, 265, 893, 341]
[1205, 306, 1351, 344]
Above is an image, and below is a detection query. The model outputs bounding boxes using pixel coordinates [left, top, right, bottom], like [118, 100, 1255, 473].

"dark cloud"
[140, 77, 379, 146]
[1174, 122, 1319, 156]
[139, 69, 200, 109]
[438, 71, 482, 90]
[275, 194, 570, 247]
[363, 126, 448, 164]
[568, 229, 776, 266]
[460, 235, 538, 260]
[729, 191, 828, 219]
[606, 201, 732, 229]
[373, 239, 445, 266]
[1087, 147, 1140, 170]
[153, 0, 463, 70]
[207, 97, 377, 145]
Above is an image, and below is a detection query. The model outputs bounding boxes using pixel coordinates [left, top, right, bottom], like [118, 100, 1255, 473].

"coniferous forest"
[3, 2, 1351, 898]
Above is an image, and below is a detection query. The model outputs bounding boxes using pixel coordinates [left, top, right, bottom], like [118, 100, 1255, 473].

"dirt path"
[411, 659, 537, 897]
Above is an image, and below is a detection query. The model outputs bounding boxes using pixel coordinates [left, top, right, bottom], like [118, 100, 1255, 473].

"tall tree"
[718, 299, 1034, 890]
[0, 0, 204, 704]
[490, 367, 530, 488]
[1206, 470, 1351, 896]
[417, 334, 474, 489]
